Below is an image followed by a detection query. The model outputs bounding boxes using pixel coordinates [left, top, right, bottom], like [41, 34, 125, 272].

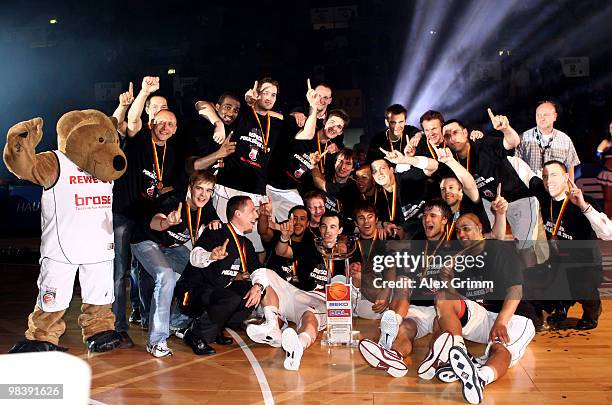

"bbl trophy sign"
[315, 235, 359, 346]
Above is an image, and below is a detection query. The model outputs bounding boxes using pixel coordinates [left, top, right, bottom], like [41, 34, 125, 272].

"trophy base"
[320, 330, 360, 347]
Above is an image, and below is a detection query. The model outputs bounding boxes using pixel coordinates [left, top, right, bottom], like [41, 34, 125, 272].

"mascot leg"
[79, 261, 121, 352]
[8, 306, 69, 353]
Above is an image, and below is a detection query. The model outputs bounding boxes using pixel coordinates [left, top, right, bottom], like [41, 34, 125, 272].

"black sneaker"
[184, 330, 216, 355]
[118, 331, 134, 348]
[449, 346, 485, 404]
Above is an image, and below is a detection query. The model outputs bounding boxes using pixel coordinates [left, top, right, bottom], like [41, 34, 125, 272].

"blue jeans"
[131, 241, 190, 345]
[113, 213, 135, 332]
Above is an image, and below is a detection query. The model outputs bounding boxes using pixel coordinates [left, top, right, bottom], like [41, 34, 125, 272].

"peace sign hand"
[379, 147, 404, 164]
[432, 144, 455, 164]
[210, 239, 230, 261]
[567, 178, 587, 210]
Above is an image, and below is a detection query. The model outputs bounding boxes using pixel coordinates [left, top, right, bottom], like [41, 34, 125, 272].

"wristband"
[253, 282, 265, 294]
[581, 204, 592, 214]
[279, 238, 290, 243]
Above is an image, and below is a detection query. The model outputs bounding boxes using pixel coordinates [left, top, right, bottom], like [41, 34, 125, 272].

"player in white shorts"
[420, 213, 535, 404]
[359, 200, 454, 378]
[246, 269, 327, 370]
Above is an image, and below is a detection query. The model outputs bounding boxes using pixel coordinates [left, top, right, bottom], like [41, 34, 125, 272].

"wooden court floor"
[1, 263, 612, 404]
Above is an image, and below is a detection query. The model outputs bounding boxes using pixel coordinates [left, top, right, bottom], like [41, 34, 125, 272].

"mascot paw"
[86, 330, 122, 353]
[8, 340, 69, 353]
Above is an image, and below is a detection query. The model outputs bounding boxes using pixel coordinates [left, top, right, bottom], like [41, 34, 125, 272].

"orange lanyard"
[227, 224, 247, 273]
[288, 239, 298, 276]
[445, 205, 461, 240]
[550, 197, 570, 239]
[388, 130, 404, 152]
[316, 130, 328, 173]
[454, 143, 471, 173]
[252, 107, 271, 152]
[151, 137, 167, 189]
[358, 230, 378, 262]
[185, 201, 202, 245]
[383, 182, 397, 221]
[427, 140, 446, 160]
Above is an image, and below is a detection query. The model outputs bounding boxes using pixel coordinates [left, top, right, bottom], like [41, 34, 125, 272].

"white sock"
[263, 306, 279, 328]
[298, 332, 312, 349]
[479, 365, 495, 385]
[453, 335, 466, 348]
[394, 312, 403, 326]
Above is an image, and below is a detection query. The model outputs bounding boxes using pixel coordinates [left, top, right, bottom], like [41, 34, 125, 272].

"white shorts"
[265, 185, 304, 223]
[462, 299, 535, 367]
[267, 271, 327, 331]
[351, 288, 382, 320]
[37, 257, 114, 311]
[406, 305, 436, 340]
[212, 184, 268, 252]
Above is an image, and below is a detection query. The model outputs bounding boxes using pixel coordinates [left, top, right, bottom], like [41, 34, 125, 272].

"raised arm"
[488, 108, 520, 150]
[127, 76, 160, 136]
[295, 79, 320, 140]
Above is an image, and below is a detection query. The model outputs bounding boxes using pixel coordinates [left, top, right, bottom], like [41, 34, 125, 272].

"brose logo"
[74, 194, 112, 207]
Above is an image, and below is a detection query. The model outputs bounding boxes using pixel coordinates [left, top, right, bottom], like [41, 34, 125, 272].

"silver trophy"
[314, 235, 359, 346]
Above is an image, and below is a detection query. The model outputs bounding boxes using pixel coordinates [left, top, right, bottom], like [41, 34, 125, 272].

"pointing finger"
[496, 183, 502, 198]
[128, 81, 133, 96]
[487, 108, 496, 121]
[307, 78, 312, 90]
[253, 80, 259, 92]
[177, 201, 183, 214]
[378, 147, 391, 156]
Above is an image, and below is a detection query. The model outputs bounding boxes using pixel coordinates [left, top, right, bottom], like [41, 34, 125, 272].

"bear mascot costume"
[3, 110, 127, 353]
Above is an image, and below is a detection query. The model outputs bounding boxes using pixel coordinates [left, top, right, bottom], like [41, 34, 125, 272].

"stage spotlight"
[167, 68, 176, 75]
[49, 19, 58, 24]
[429, 30, 437, 35]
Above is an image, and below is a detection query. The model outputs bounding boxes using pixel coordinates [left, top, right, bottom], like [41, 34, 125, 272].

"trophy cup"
[314, 235, 358, 347]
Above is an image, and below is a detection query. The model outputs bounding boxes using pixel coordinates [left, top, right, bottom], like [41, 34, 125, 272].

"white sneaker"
[281, 328, 303, 371]
[246, 322, 282, 347]
[147, 341, 173, 358]
[449, 346, 485, 404]
[378, 310, 399, 350]
[417, 331, 454, 380]
[359, 339, 408, 378]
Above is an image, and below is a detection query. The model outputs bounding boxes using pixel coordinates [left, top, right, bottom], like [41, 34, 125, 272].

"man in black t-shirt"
[186, 93, 241, 174]
[176, 196, 263, 355]
[130, 170, 218, 358]
[531, 160, 612, 330]
[367, 104, 421, 163]
[195, 78, 284, 257]
[112, 103, 178, 346]
[427, 214, 535, 404]
[443, 116, 540, 248]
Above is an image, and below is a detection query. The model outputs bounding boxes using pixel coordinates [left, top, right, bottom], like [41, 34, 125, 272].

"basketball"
[329, 282, 349, 300]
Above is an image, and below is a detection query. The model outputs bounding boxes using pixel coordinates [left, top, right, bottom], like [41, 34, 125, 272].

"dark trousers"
[192, 280, 253, 342]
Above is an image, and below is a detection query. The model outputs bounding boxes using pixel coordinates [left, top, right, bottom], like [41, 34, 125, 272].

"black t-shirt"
[180, 225, 259, 289]
[267, 118, 318, 190]
[263, 230, 320, 290]
[446, 198, 492, 239]
[215, 108, 284, 194]
[458, 137, 530, 203]
[131, 190, 219, 246]
[402, 239, 451, 306]
[367, 126, 420, 163]
[379, 169, 429, 224]
[452, 241, 524, 313]
[113, 131, 178, 218]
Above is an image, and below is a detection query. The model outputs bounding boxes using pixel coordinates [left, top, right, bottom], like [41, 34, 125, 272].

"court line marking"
[89, 345, 244, 396]
[227, 328, 275, 405]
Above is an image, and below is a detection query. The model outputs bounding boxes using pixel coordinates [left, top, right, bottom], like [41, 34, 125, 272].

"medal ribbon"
[151, 137, 167, 187]
[445, 205, 461, 240]
[358, 229, 378, 263]
[227, 224, 247, 273]
[388, 130, 404, 152]
[550, 196, 570, 239]
[185, 201, 202, 245]
[383, 182, 397, 221]
[252, 106, 271, 152]
[316, 130, 328, 173]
